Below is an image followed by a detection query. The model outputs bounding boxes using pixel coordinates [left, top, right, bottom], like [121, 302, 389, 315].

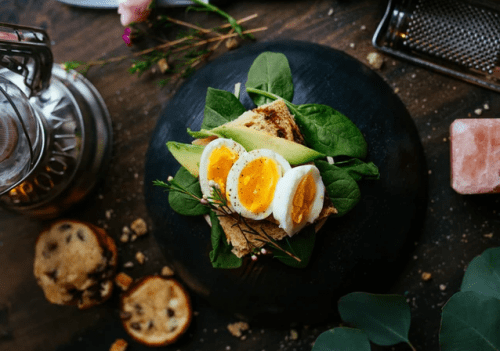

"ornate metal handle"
[0, 23, 53, 97]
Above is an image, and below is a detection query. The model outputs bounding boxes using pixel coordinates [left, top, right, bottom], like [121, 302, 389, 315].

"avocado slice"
[211, 125, 325, 165]
[166, 142, 204, 177]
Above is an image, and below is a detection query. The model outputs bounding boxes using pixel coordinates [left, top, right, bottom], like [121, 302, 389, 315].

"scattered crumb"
[130, 234, 138, 242]
[443, 137, 447, 142]
[123, 261, 134, 269]
[484, 103, 490, 110]
[367, 52, 384, 70]
[161, 266, 175, 277]
[227, 322, 250, 338]
[474, 108, 483, 116]
[349, 42, 356, 49]
[157, 58, 169, 74]
[428, 170, 432, 175]
[122, 226, 131, 235]
[115, 272, 134, 291]
[394, 87, 400, 93]
[225, 38, 239, 50]
[439, 284, 447, 291]
[421, 272, 432, 281]
[290, 329, 299, 340]
[360, 25, 367, 31]
[135, 251, 146, 265]
[484, 233, 494, 238]
[110, 338, 128, 351]
[120, 233, 129, 243]
[328, 8, 334, 16]
[105, 209, 113, 220]
[131, 218, 148, 236]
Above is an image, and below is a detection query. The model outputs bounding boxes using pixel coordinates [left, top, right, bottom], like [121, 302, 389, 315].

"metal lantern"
[0, 23, 112, 218]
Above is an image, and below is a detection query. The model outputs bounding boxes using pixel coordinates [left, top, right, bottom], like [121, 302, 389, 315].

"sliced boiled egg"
[272, 165, 325, 236]
[226, 149, 291, 220]
[198, 138, 246, 201]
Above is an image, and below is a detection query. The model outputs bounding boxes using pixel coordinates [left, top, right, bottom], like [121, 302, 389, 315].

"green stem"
[189, 0, 245, 37]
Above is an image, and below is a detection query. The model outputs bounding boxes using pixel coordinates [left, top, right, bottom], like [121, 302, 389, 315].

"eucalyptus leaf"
[209, 211, 243, 269]
[312, 327, 371, 351]
[272, 225, 315, 268]
[338, 292, 413, 348]
[440, 291, 500, 351]
[333, 158, 380, 182]
[315, 160, 361, 217]
[201, 87, 247, 129]
[245, 87, 367, 159]
[168, 167, 210, 216]
[245, 52, 294, 106]
[461, 247, 500, 300]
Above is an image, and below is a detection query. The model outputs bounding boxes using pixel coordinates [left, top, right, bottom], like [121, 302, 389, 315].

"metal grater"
[373, 0, 500, 92]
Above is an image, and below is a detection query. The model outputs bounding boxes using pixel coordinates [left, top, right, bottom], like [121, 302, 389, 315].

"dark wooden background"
[1, 0, 500, 350]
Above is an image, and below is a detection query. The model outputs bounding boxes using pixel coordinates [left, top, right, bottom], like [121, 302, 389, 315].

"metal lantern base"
[0, 65, 112, 219]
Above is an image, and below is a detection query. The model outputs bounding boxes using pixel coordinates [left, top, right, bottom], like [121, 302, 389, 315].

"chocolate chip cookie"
[120, 276, 192, 346]
[33, 219, 117, 309]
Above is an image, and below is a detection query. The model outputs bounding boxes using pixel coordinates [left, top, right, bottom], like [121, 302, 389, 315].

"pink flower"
[122, 27, 132, 46]
[118, 0, 153, 27]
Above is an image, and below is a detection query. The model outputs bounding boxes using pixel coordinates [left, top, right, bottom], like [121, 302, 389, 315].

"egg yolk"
[238, 157, 280, 214]
[207, 146, 240, 197]
[291, 173, 316, 224]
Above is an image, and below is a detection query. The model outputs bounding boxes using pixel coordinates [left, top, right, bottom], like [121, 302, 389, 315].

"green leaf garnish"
[245, 52, 294, 106]
[209, 211, 243, 268]
[439, 291, 500, 350]
[460, 247, 500, 300]
[312, 327, 371, 351]
[201, 87, 247, 129]
[338, 292, 414, 349]
[332, 158, 380, 181]
[272, 225, 315, 268]
[167, 167, 210, 216]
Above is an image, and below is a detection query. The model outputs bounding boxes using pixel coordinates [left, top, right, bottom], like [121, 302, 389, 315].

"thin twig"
[165, 16, 221, 36]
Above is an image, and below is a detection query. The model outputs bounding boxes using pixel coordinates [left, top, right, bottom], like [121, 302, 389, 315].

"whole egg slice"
[198, 138, 246, 202]
[272, 165, 325, 236]
[226, 149, 291, 220]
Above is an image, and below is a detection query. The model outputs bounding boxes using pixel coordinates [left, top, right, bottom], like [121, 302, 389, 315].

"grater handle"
[0, 23, 53, 97]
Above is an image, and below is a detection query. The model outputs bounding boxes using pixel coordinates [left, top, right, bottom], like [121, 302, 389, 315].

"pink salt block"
[450, 119, 500, 194]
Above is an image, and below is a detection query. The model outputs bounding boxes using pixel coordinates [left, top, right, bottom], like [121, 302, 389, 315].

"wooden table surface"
[2, 1, 500, 350]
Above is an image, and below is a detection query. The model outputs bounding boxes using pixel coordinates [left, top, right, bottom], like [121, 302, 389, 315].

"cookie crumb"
[484, 233, 494, 238]
[360, 25, 367, 31]
[157, 58, 169, 74]
[135, 251, 146, 265]
[105, 209, 113, 220]
[421, 272, 432, 281]
[120, 233, 129, 243]
[131, 218, 148, 236]
[227, 321, 250, 338]
[349, 42, 356, 49]
[225, 38, 239, 50]
[439, 284, 447, 291]
[367, 52, 384, 70]
[110, 338, 128, 351]
[484, 103, 490, 110]
[474, 108, 483, 116]
[161, 266, 175, 277]
[115, 272, 134, 291]
[124, 261, 134, 269]
[130, 234, 138, 242]
[290, 329, 299, 340]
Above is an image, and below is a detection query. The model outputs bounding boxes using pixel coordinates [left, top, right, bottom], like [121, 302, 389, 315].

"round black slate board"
[144, 40, 427, 326]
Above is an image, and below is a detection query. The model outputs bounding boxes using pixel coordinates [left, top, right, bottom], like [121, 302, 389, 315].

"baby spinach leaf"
[315, 160, 361, 217]
[245, 87, 368, 158]
[312, 327, 371, 351]
[245, 52, 294, 106]
[333, 158, 380, 181]
[201, 87, 247, 129]
[272, 225, 315, 268]
[338, 292, 413, 348]
[168, 167, 210, 216]
[209, 211, 243, 269]
[440, 291, 500, 351]
[460, 247, 500, 300]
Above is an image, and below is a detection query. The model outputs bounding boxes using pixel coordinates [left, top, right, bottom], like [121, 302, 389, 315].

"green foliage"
[314, 160, 361, 217]
[312, 327, 371, 351]
[201, 87, 247, 129]
[332, 158, 380, 181]
[460, 247, 500, 299]
[208, 211, 243, 268]
[245, 52, 294, 106]
[167, 167, 210, 216]
[338, 292, 414, 348]
[439, 291, 500, 351]
[273, 225, 315, 268]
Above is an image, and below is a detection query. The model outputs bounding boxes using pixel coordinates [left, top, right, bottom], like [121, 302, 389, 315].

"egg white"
[198, 138, 246, 201]
[226, 149, 291, 220]
[272, 165, 325, 236]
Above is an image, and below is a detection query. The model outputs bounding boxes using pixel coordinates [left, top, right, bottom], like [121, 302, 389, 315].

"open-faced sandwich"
[155, 52, 379, 268]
